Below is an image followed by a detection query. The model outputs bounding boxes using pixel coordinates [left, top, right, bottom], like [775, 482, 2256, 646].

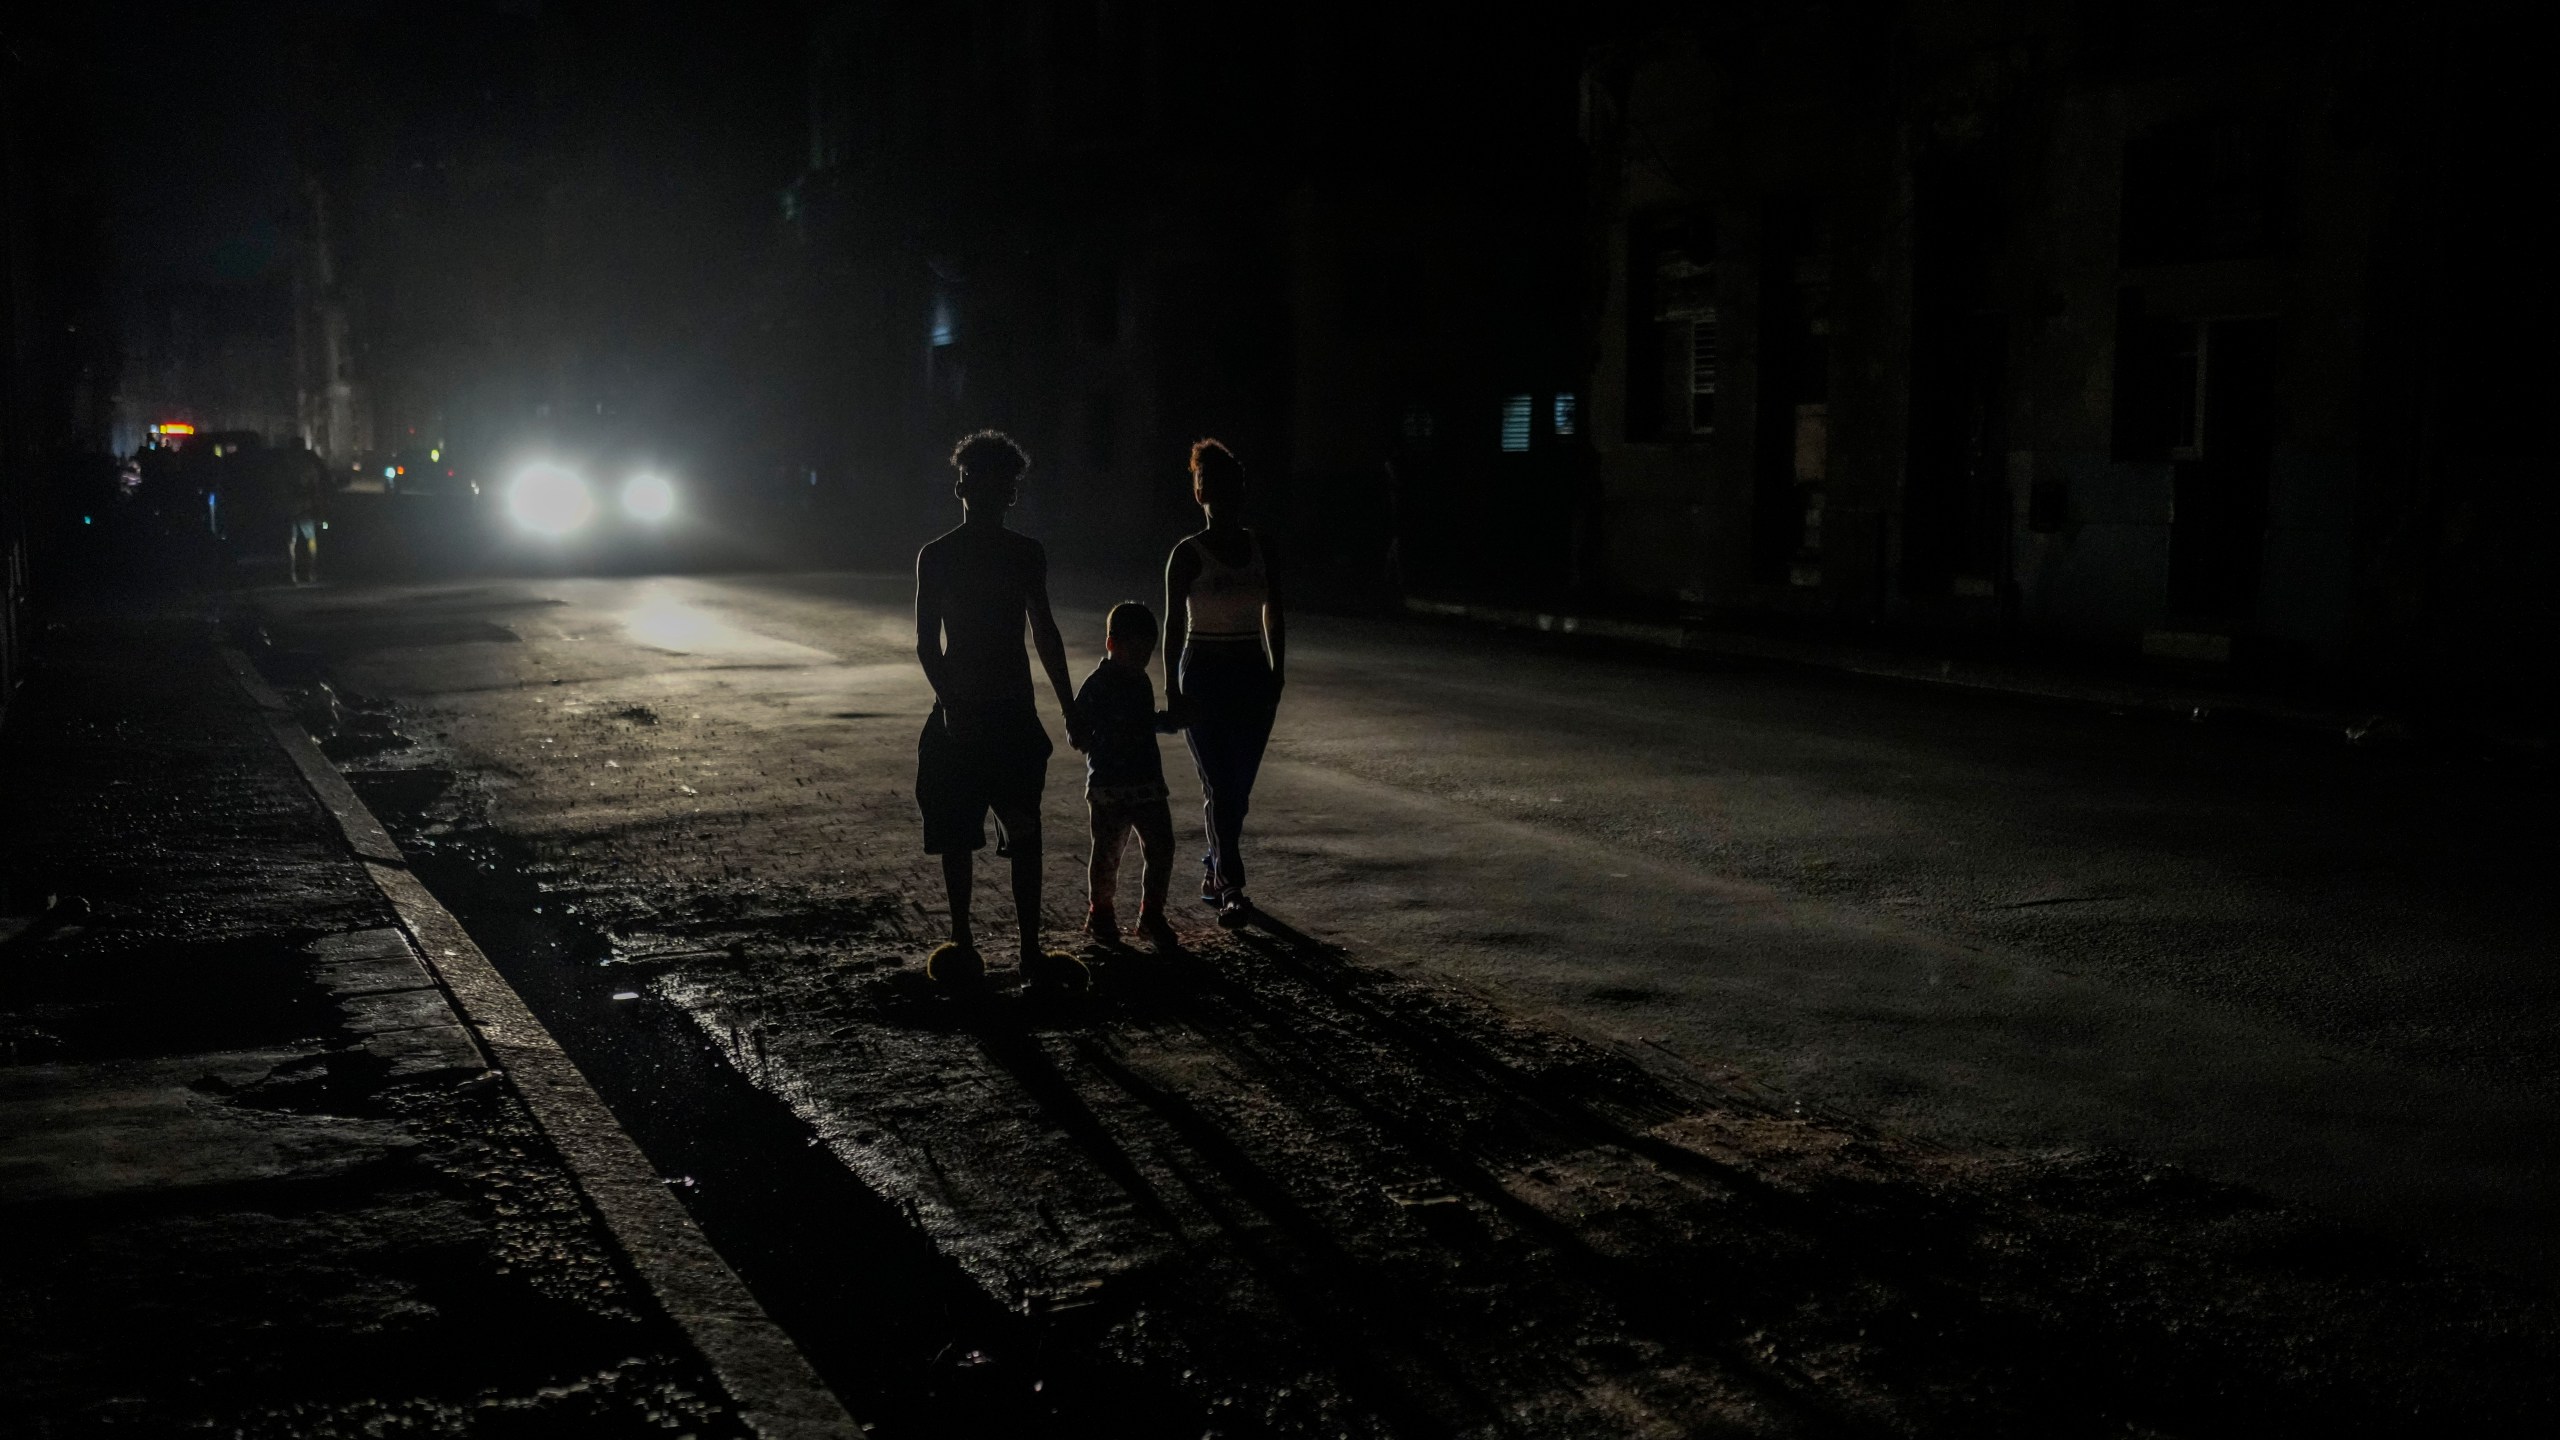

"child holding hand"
[1078, 601, 1183, 949]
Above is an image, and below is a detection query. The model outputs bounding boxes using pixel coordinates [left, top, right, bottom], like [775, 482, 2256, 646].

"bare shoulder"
[916, 525, 964, 569]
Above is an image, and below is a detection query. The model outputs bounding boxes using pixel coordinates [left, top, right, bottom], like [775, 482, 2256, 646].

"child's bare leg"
[940, 851, 974, 949]
[1137, 801, 1176, 915]
[1087, 806, 1125, 920]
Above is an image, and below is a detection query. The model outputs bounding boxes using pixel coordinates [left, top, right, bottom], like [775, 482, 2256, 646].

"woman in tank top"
[1163, 438, 1286, 928]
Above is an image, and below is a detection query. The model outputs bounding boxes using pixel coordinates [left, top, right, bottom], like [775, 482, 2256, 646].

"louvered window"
[1689, 314, 1718, 433]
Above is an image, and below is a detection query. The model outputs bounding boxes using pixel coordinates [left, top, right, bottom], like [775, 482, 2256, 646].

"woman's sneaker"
[1021, 949, 1091, 992]
[1216, 891, 1252, 929]
[1082, 908, 1121, 945]
[1200, 857, 1222, 906]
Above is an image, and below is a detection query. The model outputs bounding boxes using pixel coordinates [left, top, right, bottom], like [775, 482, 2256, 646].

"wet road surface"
[254, 571, 2560, 1435]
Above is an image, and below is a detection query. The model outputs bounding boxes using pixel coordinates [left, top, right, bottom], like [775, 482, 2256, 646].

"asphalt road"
[253, 569, 2560, 1431]
[261, 571, 2558, 1270]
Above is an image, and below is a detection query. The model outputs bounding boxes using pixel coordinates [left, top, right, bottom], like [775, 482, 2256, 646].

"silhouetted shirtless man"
[913, 430, 1088, 987]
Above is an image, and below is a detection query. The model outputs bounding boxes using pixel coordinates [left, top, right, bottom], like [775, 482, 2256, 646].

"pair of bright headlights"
[507, 466, 676, 534]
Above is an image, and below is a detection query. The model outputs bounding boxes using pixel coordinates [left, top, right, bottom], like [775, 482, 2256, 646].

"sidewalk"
[0, 603, 807, 1434]
[1402, 596, 2420, 742]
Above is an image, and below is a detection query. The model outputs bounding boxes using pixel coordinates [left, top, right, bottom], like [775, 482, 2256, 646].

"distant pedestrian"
[1077, 601, 1183, 949]
[913, 430, 1091, 989]
[284, 445, 326, 585]
[1163, 438, 1286, 928]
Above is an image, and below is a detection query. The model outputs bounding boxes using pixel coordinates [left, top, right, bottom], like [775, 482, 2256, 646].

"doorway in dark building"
[1903, 146, 2011, 609]
[1480, 390, 1578, 603]
[2113, 296, 2279, 634]
[1904, 312, 2010, 601]
[2166, 317, 2277, 624]
[1752, 207, 1830, 586]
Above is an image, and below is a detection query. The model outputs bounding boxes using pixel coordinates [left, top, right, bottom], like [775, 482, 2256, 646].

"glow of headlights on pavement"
[622, 473, 676, 523]
[508, 466, 593, 534]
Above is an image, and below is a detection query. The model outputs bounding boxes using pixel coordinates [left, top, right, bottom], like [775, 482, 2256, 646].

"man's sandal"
[926, 942, 985, 987]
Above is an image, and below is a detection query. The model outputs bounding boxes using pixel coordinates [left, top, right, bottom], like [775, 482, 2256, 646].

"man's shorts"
[915, 703, 1052, 856]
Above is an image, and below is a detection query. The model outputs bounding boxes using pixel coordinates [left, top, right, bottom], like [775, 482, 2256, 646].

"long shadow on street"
[354, 754, 2560, 1438]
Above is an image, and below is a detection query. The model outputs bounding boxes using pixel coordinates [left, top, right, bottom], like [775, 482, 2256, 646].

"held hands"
[1063, 701, 1093, 754]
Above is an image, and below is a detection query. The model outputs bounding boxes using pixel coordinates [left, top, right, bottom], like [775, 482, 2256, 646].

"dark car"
[176, 436, 327, 573]
[384, 448, 479, 499]
[487, 438, 691, 565]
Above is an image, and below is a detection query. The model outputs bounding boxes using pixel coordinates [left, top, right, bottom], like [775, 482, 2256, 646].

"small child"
[1078, 601, 1183, 948]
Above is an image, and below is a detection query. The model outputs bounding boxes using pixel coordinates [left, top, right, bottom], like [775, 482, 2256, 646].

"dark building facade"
[3, 27, 115, 722]
[287, 174, 369, 465]
[777, 2, 1290, 571]
[273, 2, 797, 481]
[777, 2, 1591, 584]
[118, 281, 300, 449]
[1582, 1, 2558, 713]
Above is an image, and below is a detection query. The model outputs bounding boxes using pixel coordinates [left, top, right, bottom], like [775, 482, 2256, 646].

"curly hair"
[1188, 437, 1243, 506]
[949, 429, 1029, 491]
[1105, 599, 1158, 645]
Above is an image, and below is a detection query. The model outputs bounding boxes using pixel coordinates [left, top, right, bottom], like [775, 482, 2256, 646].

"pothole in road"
[345, 751, 2560, 1438]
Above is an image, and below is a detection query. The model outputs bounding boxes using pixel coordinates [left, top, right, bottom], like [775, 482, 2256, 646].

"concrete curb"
[218, 648, 405, 865]
[216, 646, 862, 1440]
[1403, 597, 2365, 737]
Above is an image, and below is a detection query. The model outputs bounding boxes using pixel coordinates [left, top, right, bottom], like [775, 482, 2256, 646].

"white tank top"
[1183, 531, 1267, 641]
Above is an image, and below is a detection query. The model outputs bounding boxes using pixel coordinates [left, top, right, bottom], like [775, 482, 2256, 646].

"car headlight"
[508, 465, 593, 534]
[622, 473, 676, 523]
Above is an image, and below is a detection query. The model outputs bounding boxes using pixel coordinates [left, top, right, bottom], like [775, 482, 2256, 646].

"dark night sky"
[58, 1, 802, 293]
[88, 4, 303, 288]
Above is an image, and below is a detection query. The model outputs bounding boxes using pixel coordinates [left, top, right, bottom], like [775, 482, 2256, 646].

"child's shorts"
[915, 703, 1051, 855]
